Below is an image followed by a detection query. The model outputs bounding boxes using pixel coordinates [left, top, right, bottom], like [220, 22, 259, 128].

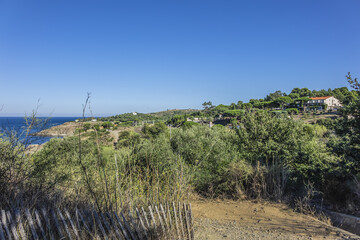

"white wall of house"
[324, 97, 342, 108]
[306, 96, 342, 110]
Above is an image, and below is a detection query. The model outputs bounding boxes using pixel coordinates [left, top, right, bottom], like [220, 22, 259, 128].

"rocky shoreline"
[34, 121, 79, 137]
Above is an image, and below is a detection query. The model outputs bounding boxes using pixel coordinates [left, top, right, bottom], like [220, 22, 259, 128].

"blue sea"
[0, 117, 79, 144]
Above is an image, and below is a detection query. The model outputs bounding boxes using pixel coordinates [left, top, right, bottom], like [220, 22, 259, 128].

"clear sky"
[0, 0, 359, 116]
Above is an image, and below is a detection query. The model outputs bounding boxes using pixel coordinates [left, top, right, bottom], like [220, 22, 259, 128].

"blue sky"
[0, 0, 359, 116]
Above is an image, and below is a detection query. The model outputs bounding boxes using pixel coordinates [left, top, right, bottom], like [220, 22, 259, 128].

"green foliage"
[117, 130, 141, 148]
[234, 111, 337, 186]
[181, 121, 199, 129]
[274, 96, 293, 108]
[102, 121, 113, 129]
[167, 115, 186, 127]
[93, 124, 100, 131]
[286, 108, 299, 115]
[142, 122, 168, 138]
[100, 112, 158, 122]
[331, 73, 360, 172]
[202, 101, 213, 110]
[118, 121, 133, 127]
[223, 109, 245, 118]
[265, 90, 285, 101]
[170, 125, 240, 195]
[83, 123, 91, 132]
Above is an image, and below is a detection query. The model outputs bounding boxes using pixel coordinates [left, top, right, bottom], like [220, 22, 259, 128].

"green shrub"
[223, 109, 245, 118]
[118, 121, 133, 127]
[181, 121, 199, 129]
[117, 130, 141, 148]
[286, 108, 299, 115]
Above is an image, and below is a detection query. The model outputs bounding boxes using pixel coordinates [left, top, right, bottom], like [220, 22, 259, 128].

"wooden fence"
[0, 202, 194, 240]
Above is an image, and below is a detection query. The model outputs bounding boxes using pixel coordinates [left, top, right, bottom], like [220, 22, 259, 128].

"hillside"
[149, 108, 199, 120]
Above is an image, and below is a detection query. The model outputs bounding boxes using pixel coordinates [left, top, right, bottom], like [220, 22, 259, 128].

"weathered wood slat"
[166, 203, 172, 232]
[155, 206, 166, 237]
[100, 212, 113, 239]
[58, 208, 73, 240]
[114, 212, 130, 240]
[42, 208, 55, 240]
[160, 204, 169, 232]
[34, 210, 47, 240]
[106, 212, 123, 240]
[0, 201, 194, 240]
[172, 202, 180, 240]
[1, 210, 12, 240]
[25, 208, 39, 240]
[14, 209, 26, 239]
[135, 208, 148, 240]
[184, 203, 191, 240]
[141, 207, 150, 230]
[128, 212, 142, 240]
[121, 212, 137, 240]
[76, 209, 91, 235]
[83, 210, 94, 233]
[177, 202, 185, 240]
[51, 209, 64, 239]
[189, 203, 194, 240]
[92, 210, 108, 240]
[6, 211, 19, 240]
[65, 209, 80, 239]
[147, 206, 156, 229]
[0, 218, 6, 240]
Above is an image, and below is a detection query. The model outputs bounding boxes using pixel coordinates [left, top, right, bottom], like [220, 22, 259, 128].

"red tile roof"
[310, 96, 332, 100]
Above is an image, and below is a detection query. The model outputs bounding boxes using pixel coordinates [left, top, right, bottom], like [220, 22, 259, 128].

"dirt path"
[192, 200, 359, 240]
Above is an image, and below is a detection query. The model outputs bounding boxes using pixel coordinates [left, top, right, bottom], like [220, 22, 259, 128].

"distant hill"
[99, 108, 199, 122]
[149, 109, 199, 120]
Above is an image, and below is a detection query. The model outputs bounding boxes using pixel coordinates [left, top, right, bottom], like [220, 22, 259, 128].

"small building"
[132, 112, 137, 115]
[305, 96, 342, 111]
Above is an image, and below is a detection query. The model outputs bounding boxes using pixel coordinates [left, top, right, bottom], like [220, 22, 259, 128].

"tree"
[167, 115, 186, 127]
[202, 101, 213, 110]
[337, 73, 360, 171]
[300, 88, 312, 97]
[265, 90, 285, 101]
[242, 103, 252, 110]
[102, 121, 113, 129]
[288, 93, 300, 99]
[83, 123, 91, 132]
[291, 88, 311, 97]
[296, 97, 312, 109]
[230, 103, 237, 110]
[274, 96, 293, 109]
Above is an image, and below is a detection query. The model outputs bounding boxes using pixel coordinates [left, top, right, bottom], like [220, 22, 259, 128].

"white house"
[305, 96, 342, 110]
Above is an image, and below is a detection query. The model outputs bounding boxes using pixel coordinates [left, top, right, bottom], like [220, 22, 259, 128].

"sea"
[0, 117, 79, 144]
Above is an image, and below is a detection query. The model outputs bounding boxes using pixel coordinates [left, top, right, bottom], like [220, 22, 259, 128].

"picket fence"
[0, 202, 194, 240]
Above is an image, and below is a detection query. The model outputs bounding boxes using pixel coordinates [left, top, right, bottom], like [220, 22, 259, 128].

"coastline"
[34, 121, 79, 137]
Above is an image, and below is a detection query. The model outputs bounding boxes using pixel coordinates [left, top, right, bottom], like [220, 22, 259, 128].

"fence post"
[0, 218, 6, 240]
[42, 208, 55, 240]
[172, 202, 181, 240]
[6, 211, 19, 240]
[34, 210, 47, 240]
[65, 209, 80, 239]
[1, 210, 12, 240]
[14, 209, 26, 239]
[25, 208, 39, 240]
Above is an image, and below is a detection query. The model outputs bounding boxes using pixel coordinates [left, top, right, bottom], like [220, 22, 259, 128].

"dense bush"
[286, 108, 299, 115]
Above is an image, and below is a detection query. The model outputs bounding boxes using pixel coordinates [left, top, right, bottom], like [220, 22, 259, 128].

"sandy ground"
[192, 200, 360, 240]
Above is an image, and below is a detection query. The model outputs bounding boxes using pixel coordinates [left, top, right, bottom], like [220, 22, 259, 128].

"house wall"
[324, 97, 342, 108]
[305, 96, 342, 110]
